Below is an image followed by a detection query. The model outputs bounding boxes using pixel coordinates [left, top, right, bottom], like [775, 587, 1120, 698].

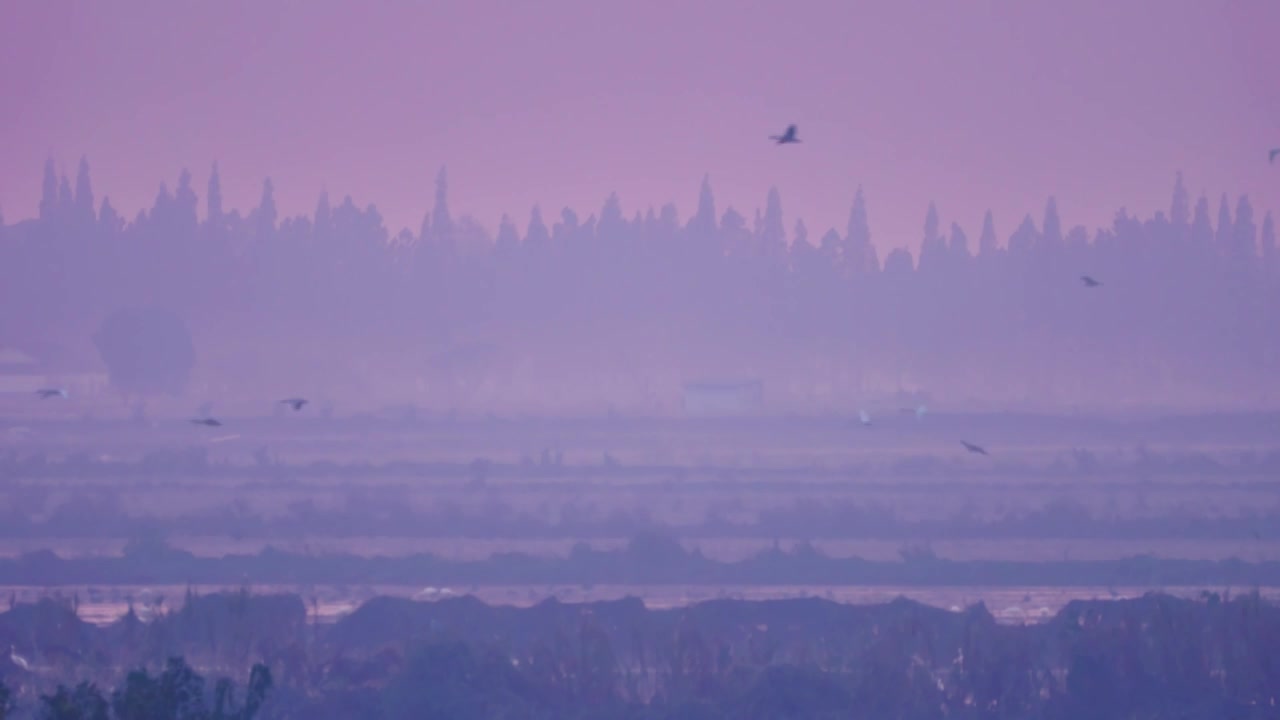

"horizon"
[2, 159, 1271, 256]
[2, 0, 1278, 254]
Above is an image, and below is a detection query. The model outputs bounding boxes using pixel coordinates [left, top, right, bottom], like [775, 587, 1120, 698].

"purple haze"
[0, 0, 1278, 415]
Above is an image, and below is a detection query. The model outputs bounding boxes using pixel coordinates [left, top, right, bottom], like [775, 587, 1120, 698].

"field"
[2, 409, 1279, 626]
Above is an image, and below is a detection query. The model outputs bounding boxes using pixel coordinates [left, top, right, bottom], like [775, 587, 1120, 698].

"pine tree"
[431, 166, 453, 251]
[1190, 194, 1212, 248]
[39, 156, 58, 223]
[845, 186, 877, 272]
[948, 222, 969, 257]
[253, 178, 277, 240]
[689, 174, 717, 236]
[1214, 193, 1232, 252]
[978, 210, 998, 255]
[918, 201, 947, 272]
[1042, 197, 1063, 248]
[74, 156, 96, 227]
[1170, 171, 1190, 226]
[525, 205, 550, 253]
[495, 213, 520, 254]
[206, 163, 223, 225]
[1229, 195, 1257, 262]
[761, 186, 786, 254]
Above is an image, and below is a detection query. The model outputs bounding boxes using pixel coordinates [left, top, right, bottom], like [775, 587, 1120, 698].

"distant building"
[681, 380, 764, 417]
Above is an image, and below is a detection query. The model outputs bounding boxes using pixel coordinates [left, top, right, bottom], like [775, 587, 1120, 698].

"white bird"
[858, 409, 872, 427]
[35, 388, 68, 400]
[9, 644, 30, 671]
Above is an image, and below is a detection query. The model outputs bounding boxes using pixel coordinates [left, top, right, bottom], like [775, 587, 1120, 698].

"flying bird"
[769, 124, 801, 144]
[960, 440, 988, 456]
[858, 409, 872, 427]
[1270, 148, 1279, 164]
[35, 388, 68, 400]
[280, 397, 308, 411]
[190, 417, 223, 427]
[9, 645, 30, 672]
[1080, 275, 1102, 288]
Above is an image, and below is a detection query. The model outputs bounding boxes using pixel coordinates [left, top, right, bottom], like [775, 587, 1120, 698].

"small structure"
[681, 379, 764, 417]
[0, 346, 108, 398]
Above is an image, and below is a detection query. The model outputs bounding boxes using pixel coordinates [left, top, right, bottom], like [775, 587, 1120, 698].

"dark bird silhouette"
[1080, 275, 1102, 288]
[280, 398, 308, 412]
[960, 440, 988, 456]
[769, 124, 801, 144]
[191, 417, 222, 427]
[1270, 148, 1279, 164]
[35, 388, 68, 400]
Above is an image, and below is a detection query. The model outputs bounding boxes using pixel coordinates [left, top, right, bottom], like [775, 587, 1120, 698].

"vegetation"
[0, 590, 1277, 719]
[0, 534, 1276, 589]
[3, 163, 1278, 410]
[91, 307, 197, 401]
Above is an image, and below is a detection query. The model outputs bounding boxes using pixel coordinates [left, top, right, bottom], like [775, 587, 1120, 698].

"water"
[9, 583, 1277, 627]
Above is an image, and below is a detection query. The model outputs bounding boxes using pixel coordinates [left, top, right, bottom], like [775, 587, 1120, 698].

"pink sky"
[1, 0, 1277, 252]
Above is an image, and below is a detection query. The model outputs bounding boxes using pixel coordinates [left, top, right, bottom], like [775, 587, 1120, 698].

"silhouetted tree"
[494, 214, 519, 255]
[39, 157, 58, 224]
[92, 307, 197, 399]
[1042, 196, 1063, 249]
[1261, 211, 1276, 268]
[845, 185, 878, 273]
[1171, 171, 1190, 227]
[948, 222, 969, 257]
[1191, 193, 1213, 249]
[524, 205, 550, 255]
[173, 170, 199, 235]
[39, 682, 110, 720]
[1215, 193, 1233, 252]
[251, 179, 277, 242]
[689, 174, 718, 237]
[206, 164, 223, 226]
[1229, 195, 1257, 263]
[978, 210, 998, 256]
[917, 202, 947, 274]
[73, 157, 96, 229]
[429, 166, 453, 255]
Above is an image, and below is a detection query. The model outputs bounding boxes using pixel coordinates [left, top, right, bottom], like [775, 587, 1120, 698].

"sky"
[1, 0, 1278, 253]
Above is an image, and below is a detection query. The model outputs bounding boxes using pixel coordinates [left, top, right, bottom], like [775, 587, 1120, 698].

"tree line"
[2, 160, 1276, 410]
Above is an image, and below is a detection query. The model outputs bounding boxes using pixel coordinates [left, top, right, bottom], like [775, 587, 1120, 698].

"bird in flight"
[1080, 275, 1102, 288]
[191, 417, 223, 427]
[280, 397, 308, 412]
[35, 388, 68, 400]
[769, 124, 801, 145]
[960, 440, 988, 456]
[1270, 148, 1279, 164]
[858, 409, 873, 427]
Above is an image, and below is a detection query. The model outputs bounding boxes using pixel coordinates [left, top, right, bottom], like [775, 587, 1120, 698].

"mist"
[2, 2, 1280, 718]
[1, 163, 1277, 417]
